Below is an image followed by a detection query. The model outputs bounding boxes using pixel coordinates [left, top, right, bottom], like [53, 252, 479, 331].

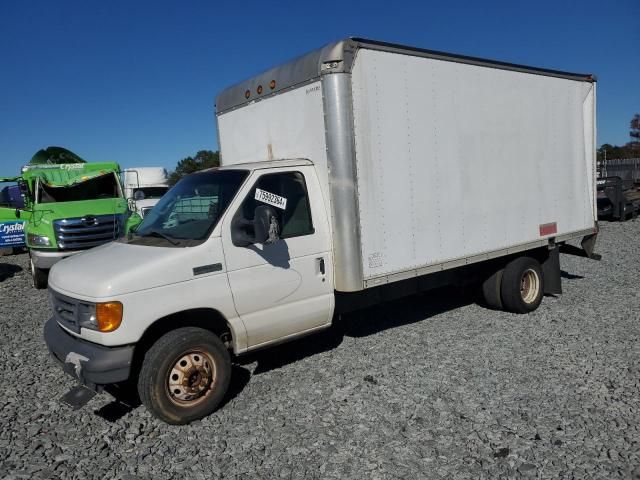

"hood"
[48, 239, 224, 298]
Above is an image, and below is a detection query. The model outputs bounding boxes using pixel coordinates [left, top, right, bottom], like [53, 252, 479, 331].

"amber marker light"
[245, 90, 251, 99]
[96, 301, 123, 332]
[257, 85, 263, 94]
[269, 80, 276, 90]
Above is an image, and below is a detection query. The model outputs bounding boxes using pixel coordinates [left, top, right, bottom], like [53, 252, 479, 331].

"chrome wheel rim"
[166, 350, 216, 406]
[520, 269, 540, 304]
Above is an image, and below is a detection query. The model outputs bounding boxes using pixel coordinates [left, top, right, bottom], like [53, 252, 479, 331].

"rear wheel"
[30, 257, 48, 289]
[137, 327, 231, 425]
[480, 267, 504, 310]
[500, 257, 544, 314]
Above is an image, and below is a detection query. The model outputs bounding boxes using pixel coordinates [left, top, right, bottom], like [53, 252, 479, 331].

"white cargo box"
[217, 38, 597, 292]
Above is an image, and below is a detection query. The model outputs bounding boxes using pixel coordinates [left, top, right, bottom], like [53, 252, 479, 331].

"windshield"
[37, 173, 121, 203]
[133, 187, 169, 200]
[133, 169, 248, 244]
[0, 185, 24, 208]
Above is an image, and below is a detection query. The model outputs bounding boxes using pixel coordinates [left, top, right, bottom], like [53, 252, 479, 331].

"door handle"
[317, 257, 325, 275]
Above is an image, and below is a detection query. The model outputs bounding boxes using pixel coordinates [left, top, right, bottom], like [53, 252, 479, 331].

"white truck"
[44, 38, 599, 424]
[122, 167, 169, 217]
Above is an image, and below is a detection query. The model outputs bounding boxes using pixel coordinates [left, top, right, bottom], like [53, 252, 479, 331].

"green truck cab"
[3, 152, 141, 288]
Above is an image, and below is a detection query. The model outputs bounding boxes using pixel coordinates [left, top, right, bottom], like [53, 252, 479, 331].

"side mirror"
[253, 205, 280, 244]
[231, 205, 280, 247]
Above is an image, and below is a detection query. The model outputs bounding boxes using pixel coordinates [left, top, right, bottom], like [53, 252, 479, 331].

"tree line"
[597, 113, 640, 161]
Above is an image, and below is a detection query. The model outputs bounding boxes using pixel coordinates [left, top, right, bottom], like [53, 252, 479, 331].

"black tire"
[480, 267, 504, 310]
[500, 257, 544, 314]
[30, 258, 48, 289]
[137, 327, 231, 425]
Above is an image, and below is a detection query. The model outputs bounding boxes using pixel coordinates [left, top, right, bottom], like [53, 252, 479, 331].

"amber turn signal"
[96, 301, 123, 332]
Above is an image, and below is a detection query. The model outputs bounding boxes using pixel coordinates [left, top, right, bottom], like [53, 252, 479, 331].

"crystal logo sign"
[0, 221, 26, 247]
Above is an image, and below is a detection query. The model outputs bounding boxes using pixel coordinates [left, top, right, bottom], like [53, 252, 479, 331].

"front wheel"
[30, 258, 48, 289]
[137, 327, 231, 425]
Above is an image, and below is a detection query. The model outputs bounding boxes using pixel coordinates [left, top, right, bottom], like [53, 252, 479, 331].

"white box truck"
[44, 38, 599, 424]
[122, 167, 170, 217]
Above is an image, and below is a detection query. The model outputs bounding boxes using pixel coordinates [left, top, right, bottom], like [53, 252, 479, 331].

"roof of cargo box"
[216, 37, 595, 114]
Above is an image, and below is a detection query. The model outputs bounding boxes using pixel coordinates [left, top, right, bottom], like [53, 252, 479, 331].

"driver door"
[221, 166, 333, 349]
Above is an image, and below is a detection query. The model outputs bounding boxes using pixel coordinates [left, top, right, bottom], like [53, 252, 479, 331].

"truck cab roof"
[216, 158, 313, 172]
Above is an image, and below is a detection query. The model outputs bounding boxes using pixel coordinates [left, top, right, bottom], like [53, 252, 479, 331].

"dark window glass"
[38, 173, 120, 203]
[133, 187, 169, 199]
[240, 172, 314, 238]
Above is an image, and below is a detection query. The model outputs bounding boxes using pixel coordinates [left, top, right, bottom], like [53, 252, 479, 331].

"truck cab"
[0, 183, 29, 253]
[122, 167, 170, 218]
[45, 160, 332, 423]
[20, 162, 140, 288]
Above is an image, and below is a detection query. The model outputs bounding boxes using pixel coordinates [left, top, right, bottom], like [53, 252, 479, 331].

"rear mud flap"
[559, 232, 601, 261]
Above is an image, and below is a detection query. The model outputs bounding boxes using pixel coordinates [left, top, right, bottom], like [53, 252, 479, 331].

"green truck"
[0, 185, 30, 255]
[1, 147, 141, 288]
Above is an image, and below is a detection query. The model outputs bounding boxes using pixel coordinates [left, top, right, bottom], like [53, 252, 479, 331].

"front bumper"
[31, 249, 83, 270]
[44, 317, 134, 388]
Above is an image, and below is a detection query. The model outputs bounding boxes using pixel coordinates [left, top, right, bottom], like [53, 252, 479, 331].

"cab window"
[240, 171, 314, 238]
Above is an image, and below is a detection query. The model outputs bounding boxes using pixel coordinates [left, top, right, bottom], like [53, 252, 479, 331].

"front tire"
[500, 257, 544, 314]
[137, 327, 231, 425]
[30, 258, 48, 289]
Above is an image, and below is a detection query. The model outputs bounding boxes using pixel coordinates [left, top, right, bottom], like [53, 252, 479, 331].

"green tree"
[630, 113, 640, 145]
[597, 113, 640, 160]
[168, 150, 220, 185]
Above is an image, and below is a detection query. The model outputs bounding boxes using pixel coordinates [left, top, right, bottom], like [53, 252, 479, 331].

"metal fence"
[597, 158, 640, 183]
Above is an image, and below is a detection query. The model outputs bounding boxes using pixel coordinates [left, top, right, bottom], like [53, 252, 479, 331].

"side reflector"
[539, 222, 558, 237]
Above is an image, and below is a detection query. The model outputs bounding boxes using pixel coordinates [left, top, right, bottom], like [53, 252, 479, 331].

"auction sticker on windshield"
[255, 189, 287, 210]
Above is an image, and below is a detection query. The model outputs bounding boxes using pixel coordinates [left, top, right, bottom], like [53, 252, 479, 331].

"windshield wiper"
[144, 230, 180, 246]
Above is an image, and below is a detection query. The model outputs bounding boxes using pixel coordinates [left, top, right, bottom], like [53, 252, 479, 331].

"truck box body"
[216, 38, 597, 292]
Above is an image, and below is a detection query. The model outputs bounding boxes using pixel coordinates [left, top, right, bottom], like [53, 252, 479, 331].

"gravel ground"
[0, 221, 639, 479]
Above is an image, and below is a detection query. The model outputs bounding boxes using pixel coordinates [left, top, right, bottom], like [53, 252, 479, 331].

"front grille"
[53, 214, 123, 250]
[140, 206, 153, 217]
[50, 291, 82, 333]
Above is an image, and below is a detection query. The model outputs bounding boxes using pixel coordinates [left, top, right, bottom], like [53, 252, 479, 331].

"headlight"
[79, 301, 123, 332]
[27, 233, 51, 246]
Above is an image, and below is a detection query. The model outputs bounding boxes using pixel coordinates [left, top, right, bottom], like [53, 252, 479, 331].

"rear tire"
[480, 267, 504, 310]
[500, 257, 544, 314]
[30, 258, 48, 289]
[137, 327, 231, 425]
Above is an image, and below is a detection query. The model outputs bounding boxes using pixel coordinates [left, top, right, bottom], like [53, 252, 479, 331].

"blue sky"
[1, 0, 638, 175]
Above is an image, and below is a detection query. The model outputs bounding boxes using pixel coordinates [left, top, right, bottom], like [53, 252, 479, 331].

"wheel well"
[130, 308, 233, 381]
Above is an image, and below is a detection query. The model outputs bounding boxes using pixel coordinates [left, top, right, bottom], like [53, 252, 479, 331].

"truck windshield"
[133, 187, 169, 200]
[133, 170, 248, 243]
[38, 173, 121, 203]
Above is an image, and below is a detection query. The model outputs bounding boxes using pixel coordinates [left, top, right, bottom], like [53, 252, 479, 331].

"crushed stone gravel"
[0, 220, 639, 479]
